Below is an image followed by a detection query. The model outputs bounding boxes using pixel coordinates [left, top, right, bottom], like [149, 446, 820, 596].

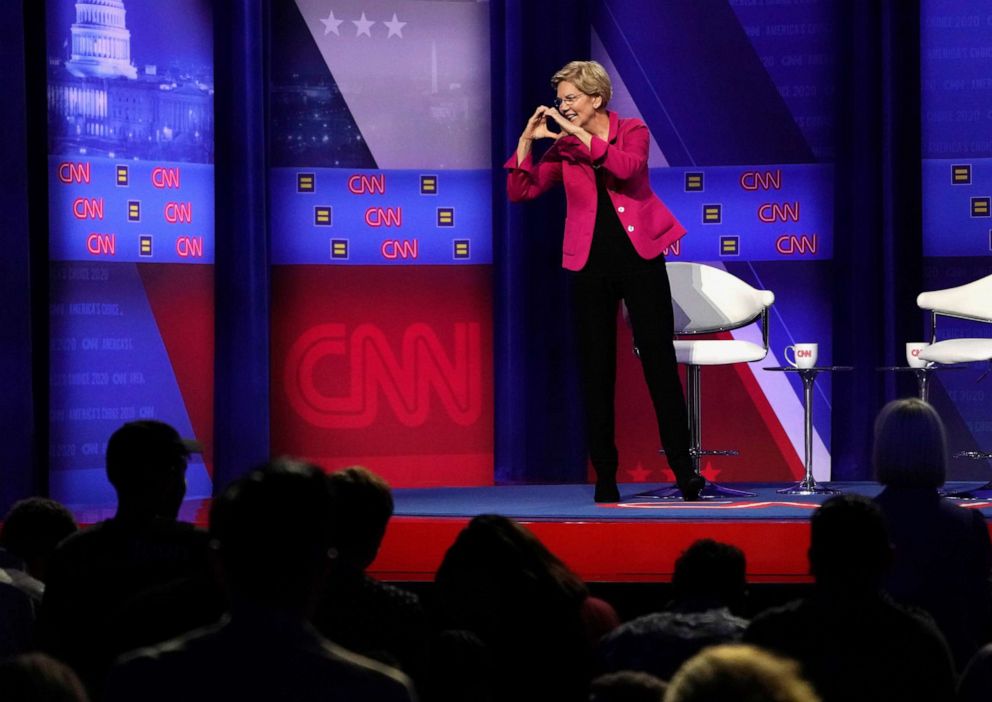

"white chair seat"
[919, 339, 992, 364]
[915, 273, 992, 471]
[674, 340, 768, 366]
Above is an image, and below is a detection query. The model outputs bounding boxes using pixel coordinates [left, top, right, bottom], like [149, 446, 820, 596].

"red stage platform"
[368, 482, 992, 584]
[67, 483, 992, 585]
[371, 516, 813, 583]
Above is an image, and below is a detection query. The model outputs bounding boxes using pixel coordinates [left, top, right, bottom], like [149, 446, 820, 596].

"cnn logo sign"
[284, 322, 482, 428]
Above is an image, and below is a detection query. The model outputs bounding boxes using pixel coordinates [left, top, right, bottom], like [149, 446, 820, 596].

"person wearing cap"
[38, 420, 219, 698]
[105, 459, 415, 702]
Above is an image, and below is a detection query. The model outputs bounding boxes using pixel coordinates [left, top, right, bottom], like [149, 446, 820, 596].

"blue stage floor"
[391, 482, 992, 521]
[373, 482, 992, 582]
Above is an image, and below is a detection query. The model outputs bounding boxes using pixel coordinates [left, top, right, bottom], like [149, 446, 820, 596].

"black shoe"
[594, 480, 620, 503]
[678, 475, 705, 502]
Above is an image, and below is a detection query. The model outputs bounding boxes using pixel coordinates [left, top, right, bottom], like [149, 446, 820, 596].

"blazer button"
[617, 206, 625, 213]
[627, 225, 635, 233]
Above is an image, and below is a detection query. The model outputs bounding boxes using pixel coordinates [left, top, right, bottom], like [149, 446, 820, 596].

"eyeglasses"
[553, 93, 584, 110]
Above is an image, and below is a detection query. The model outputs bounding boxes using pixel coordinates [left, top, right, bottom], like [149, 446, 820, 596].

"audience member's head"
[435, 514, 587, 629]
[664, 644, 820, 702]
[590, 671, 667, 702]
[873, 398, 947, 489]
[434, 514, 590, 701]
[209, 457, 337, 614]
[671, 539, 747, 612]
[0, 497, 78, 580]
[0, 652, 90, 702]
[106, 420, 200, 520]
[808, 494, 892, 591]
[327, 466, 393, 570]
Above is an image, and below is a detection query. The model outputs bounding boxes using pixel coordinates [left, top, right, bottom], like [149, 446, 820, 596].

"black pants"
[573, 264, 693, 481]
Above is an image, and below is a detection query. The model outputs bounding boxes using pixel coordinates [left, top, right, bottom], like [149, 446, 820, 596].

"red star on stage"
[625, 462, 654, 482]
[700, 460, 723, 483]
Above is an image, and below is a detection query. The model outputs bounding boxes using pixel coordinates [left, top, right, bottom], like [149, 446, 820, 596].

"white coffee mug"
[906, 342, 930, 369]
[784, 343, 818, 369]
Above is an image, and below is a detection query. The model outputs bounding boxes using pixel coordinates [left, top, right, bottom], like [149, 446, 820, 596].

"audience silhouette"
[664, 644, 819, 702]
[1, 415, 989, 702]
[0, 579, 33, 661]
[590, 670, 667, 702]
[425, 628, 497, 702]
[38, 420, 215, 697]
[434, 514, 617, 702]
[311, 466, 429, 682]
[0, 497, 78, 603]
[744, 493, 956, 702]
[958, 641, 992, 702]
[104, 458, 414, 702]
[871, 398, 992, 671]
[598, 539, 748, 680]
[0, 498, 77, 658]
[0, 652, 89, 702]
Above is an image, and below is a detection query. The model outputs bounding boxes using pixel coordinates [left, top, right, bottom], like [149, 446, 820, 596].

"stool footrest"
[954, 451, 992, 461]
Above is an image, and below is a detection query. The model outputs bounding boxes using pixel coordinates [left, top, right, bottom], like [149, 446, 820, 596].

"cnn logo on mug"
[906, 342, 930, 369]
[785, 343, 818, 369]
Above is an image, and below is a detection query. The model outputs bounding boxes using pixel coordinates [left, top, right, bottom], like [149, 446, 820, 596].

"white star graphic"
[383, 13, 407, 38]
[353, 12, 375, 38]
[319, 10, 343, 36]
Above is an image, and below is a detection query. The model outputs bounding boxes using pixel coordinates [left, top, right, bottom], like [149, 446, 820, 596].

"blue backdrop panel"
[48, 159, 214, 263]
[921, 0, 992, 475]
[49, 262, 211, 505]
[923, 159, 992, 257]
[593, 0, 815, 167]
[652, 164, 833, 261]
[270, 168, 492, 265]
[46, 0, 216, 507]
[727, 0, 839, 161]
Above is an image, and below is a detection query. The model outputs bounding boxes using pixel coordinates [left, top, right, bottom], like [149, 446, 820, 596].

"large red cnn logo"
[285, 322, 482, 428]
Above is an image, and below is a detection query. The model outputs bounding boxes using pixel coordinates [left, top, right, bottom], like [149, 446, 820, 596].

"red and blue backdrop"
[1, 0, 990, 512]
[45, 0, 215, 507]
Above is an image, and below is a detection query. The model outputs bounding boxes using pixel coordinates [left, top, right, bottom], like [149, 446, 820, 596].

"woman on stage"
[504, 60, 702, 503]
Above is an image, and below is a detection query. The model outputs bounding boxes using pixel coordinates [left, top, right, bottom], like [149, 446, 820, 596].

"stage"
[65, 482, 992, 585]
[369, 482, 992, 584]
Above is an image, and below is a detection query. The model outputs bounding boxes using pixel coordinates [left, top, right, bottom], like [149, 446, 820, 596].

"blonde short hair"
[873, 398, 947, 488]
[551, 60, 612, 107]
[665, 644, 820, 702]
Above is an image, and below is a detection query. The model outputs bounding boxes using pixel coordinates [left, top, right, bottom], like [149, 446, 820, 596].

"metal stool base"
[777, 478, 840, 496]
[946, 452, 992, 499]
[945, 483, 992, 500]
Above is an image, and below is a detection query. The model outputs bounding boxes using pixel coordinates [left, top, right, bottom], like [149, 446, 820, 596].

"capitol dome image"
[65, 0, 138, 80]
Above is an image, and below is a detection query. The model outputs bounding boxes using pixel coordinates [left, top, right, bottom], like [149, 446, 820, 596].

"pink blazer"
[504, 111, 686, 271]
